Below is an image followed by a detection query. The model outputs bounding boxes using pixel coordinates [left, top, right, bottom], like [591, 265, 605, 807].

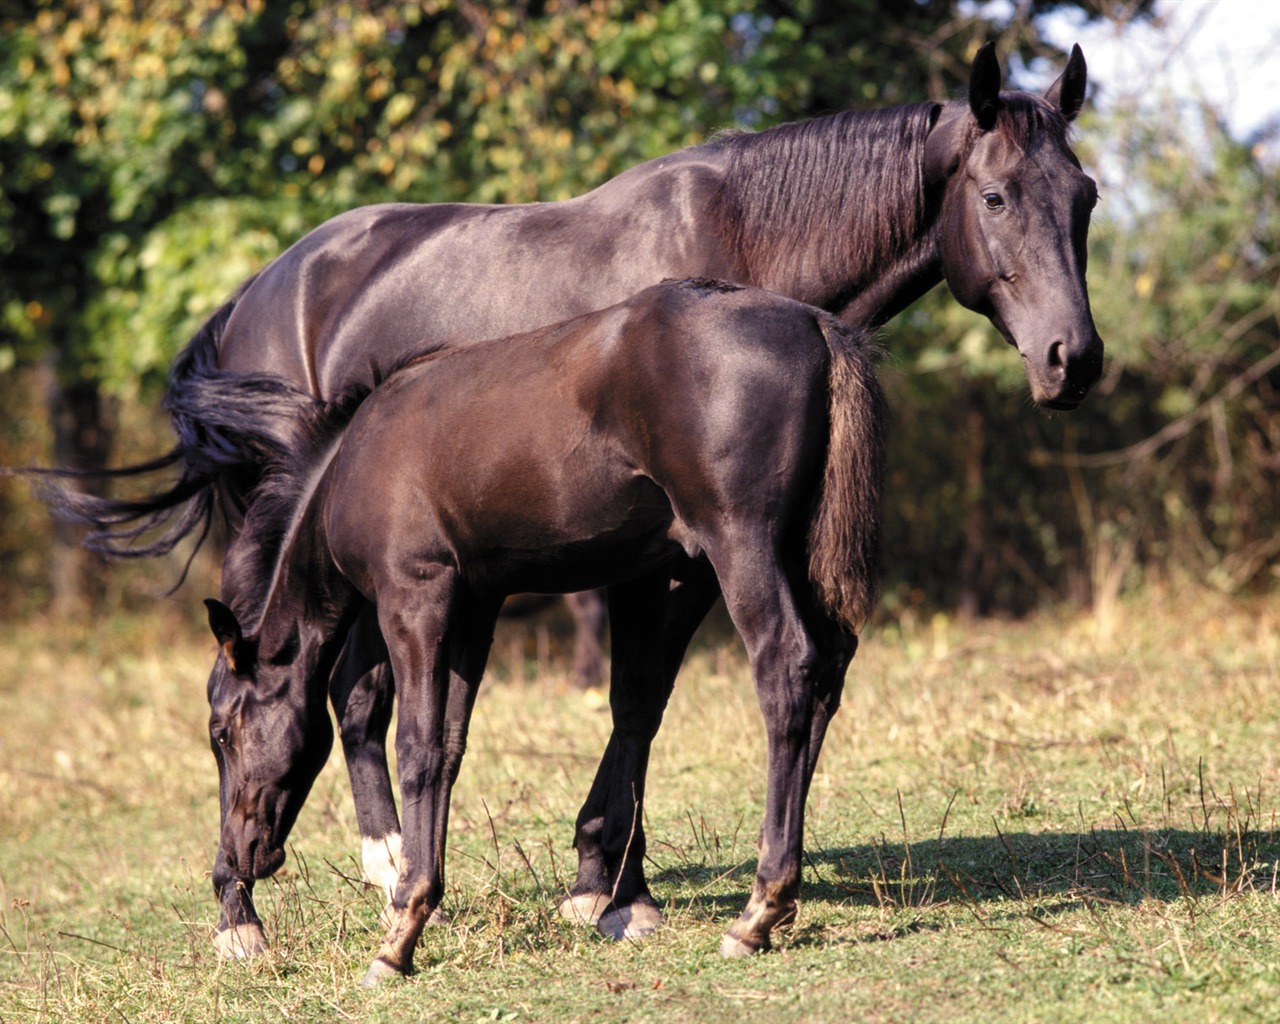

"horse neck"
[243, 522, 353, 713]
[222, 423, 352, 690]
[711, 103, 945, 325]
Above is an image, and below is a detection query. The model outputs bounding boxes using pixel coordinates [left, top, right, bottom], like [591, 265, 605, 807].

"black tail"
[6, 275, 316, 561]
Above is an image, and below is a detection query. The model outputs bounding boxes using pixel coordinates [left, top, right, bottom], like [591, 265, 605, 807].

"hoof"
[360, 958, 406, 988]
[719, 932, 768, 958]
[597, 902, 663, 942]
[558, 893, 610, 928]
[212, 923, 268, 960]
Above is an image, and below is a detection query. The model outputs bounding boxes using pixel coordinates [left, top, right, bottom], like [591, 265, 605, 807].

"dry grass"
[3, 585, 1280, 1022]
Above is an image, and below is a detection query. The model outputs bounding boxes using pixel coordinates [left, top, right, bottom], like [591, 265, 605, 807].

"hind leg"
[563, 561, 720, 938]
[329, 606, 402, 909]
[566, 589, 607, 691]
[708, 534, 842, 957]
[801, 622, 858, 806]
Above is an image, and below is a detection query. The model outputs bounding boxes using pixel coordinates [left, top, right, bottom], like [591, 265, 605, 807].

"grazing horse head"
[204, 598, 334, 885]
[926, 42, 1104, 409]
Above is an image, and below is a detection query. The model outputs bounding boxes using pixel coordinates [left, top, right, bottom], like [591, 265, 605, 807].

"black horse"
[200, 280, 886, 981]
[43, 44, 1102, 956]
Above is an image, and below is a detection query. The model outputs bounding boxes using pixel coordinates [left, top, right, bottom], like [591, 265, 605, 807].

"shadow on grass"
[651, 825, 1280, 925]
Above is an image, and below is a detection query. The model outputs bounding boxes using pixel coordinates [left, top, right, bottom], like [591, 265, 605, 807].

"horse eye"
[212, 726, 231, 749]
[982, 192, 1005, 211]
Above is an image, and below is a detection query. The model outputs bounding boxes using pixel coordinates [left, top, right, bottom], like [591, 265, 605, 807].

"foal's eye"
[982, 191, 1005, 211]
[212, 726, 231, 749]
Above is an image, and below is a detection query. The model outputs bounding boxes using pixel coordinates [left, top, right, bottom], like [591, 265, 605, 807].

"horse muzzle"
[221, 819, 288, 881]
[1024, 330, 1104, 410]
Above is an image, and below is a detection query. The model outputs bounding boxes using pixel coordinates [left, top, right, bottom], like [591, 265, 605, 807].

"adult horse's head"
[203, 598, 333, 888]
[926, 42, 1104, 409]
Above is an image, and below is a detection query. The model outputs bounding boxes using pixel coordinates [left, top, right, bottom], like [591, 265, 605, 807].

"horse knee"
[397, 747, 445, 800]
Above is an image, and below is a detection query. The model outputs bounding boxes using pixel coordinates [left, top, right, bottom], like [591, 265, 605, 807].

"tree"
[0, 0, 1142, 613]
[1047, 96, 1280, 601]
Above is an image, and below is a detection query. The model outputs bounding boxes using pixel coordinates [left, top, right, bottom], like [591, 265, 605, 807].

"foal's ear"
[969, 40, 1002, 131]
[205, 598, 252, 674]
[1044, 43, 1087, 122]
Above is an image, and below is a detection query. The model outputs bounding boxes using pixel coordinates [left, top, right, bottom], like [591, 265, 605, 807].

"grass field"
[3, 586, 1280, 1023]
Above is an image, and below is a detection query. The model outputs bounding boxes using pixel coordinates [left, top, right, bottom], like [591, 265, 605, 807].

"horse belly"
[447, 471, 682, 597]
[470, 521, 686, 597]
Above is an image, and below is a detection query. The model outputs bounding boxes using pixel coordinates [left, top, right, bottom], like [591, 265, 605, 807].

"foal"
[202, 279, 886, 980]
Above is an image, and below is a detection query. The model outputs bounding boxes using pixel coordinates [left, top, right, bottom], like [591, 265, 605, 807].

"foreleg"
[362, 579, 497, 983]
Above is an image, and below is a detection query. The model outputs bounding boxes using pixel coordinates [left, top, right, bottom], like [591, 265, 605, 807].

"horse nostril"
[1047, 340, 1066, 371]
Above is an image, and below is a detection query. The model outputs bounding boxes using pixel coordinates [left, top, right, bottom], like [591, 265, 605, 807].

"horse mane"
[708, 94, 1074, 312]
[220, 343, 450, 637]
[709, 103, 939, 308]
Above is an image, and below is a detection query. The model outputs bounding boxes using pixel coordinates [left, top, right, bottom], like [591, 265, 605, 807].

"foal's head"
[927, 43, 1104, 409]
[204, 598, 334, 883]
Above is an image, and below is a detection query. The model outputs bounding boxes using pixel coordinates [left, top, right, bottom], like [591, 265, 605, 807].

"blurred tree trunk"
[957, 385, 986, 619]
[42, 358, 114, 616]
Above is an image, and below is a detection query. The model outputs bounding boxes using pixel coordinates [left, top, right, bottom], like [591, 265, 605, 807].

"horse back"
[216, 147, 736, 401]
[320, 302, 670, 597]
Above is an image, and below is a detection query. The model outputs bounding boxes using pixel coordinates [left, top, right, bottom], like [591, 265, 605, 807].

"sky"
[1040, 0, 1280, 142]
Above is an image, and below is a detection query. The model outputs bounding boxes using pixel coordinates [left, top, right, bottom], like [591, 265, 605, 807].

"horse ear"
[969, 40, 1002, 131]
[205, 598, 251, 674]
[1044, 43, 1087, 122]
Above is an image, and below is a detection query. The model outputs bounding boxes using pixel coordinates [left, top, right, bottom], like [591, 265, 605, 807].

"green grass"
[3, 588, 1280, 1022]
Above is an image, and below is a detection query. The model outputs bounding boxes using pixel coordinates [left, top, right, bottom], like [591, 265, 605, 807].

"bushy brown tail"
[807, 315, 887, 633]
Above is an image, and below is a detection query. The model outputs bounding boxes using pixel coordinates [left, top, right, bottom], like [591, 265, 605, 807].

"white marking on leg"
[361, 831, 402, 902]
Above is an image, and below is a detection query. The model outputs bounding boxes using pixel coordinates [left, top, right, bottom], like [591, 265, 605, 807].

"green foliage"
[22, 0, 1278, 616]
[0, 0, 1097, 390]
